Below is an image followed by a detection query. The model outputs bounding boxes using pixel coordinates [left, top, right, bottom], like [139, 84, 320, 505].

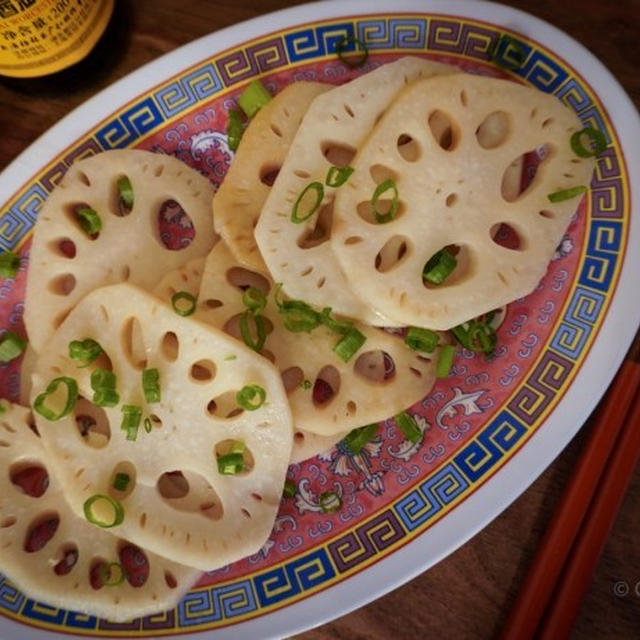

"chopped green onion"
[436, 344, 456, 378]
[274, 286, 321, 333]
[325, 165, 354, 188]
[488, 34, 526, 71]
[117, 176, 134, 211]
[302, 379, 312, 390]
[121, 405, 142, 441]
[570, 127, 606, 158]
[283, 479, 296, 499]
[0, 251, 20, 278]
[451, 320, 497, 357]
[112, 473, 130, 492]
[171, 291, 196, 317]
[0, 331, 26, 362]
[83, 494, 124, 528]
[371, 178, 399, 223]
[291, 181, 324, 223]
[99, 562, 126, 587]
[236, 384, 266, 411]
[319, 490, 342, 513]
[142, 368, 161, 404]
[423, 248, 457, 285]
[240, 311, 267, 351]
[230, 440, 246, 455]
[405, 327, 439, 353]
[319, 307, 353, 335]
[33, 376, 78, 421]
[227, 109, 244, 152]
[242, 287, 267, 315]
[343, 423, 379, 455]
[76, 207, 102, 236]
[395, 411, 422, 444]
[217, 452, 244, 475]
[333, 327, 366, 363]
[144, 417, 153, 433]
[335, 35, 369, 68]
[238, 79, 271, 118]
[68, 338, 103, 367]
[0, 400, 6, 414]
[547, 185, 587, 203]
[224, 354, 237, 361]
[91, 368, 119, 408]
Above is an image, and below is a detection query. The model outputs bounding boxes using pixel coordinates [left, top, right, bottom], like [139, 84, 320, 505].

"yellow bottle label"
[0, 0, 114, 78]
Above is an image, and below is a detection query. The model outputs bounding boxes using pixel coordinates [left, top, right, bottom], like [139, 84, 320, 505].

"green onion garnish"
[33, 376, 78, 421]
[333, 327, 366, 363]
[570, 127, 606, 158]
[99, 562, 126, 587]
[117, 176, 134, 212]
[0, 400, 6, 414]
[236, 384, 266, 411]
[302, 379, 312, 390]
[274, 285, 322, 333]
[335, 35, 369, 68]
[142, 368, 161, 403]
[171, 291, 196, 317]
[371, 178, 399, 224]
[320, 307, 353, 335]
[0, 251, 20, 278]
[240, 311, 267, 352]
[283, 479, 296, 499]
[144, 417, 153, 433]
[68, 338, 103, 367]
[91, 368, 119, 408]
[83, 494, 124, 528]
[405, 327, 439, 353]
[343, 423, 379, 455]
[242, 287, 267, 315]
[436, 344, 456, 378]
[113, 473, 130, 492]
[76, 207, 102, 236]
[238, 79, 272, 118]
[451, 320, 497, 357]
[488, 34, 526, 70]
[227, 109, 244, 152]
[0, 331, 26, 362]
[291, 182, 324, 223]
[121, 405, 142, 441]
[395, 411, 422, 444]
[547, 186, 587, 203]
[423, 248, 457, 285]
[217, 452, 244, 475]
[319, 490, 342, 513]
[325, 165, 354, 188]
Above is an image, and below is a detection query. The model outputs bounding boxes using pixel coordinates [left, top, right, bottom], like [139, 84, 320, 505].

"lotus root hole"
[161, 331, 180, 362]
[108, 461, 136, 500]
[10, 462, 49, 497]
[375, 236, 410, 273]
[74, 398, 111, 448]
[357, 198, 405, 225]
[1, 516, 16, 528]
[490, 223, 525, 251]
[165, 571, 178, 589]
[50, 237, 76, 259]
[112, 175, 133, 217]
[89, 558, 112, 590]
[370, 164, 398, 184]
[475, 111, 510, 149]
[53, 544, 79, 575]
[428, 110, 459, 151]
[445, 193, 459, 208]
[396, 134, 421, 162]
[294, 431, 304, 443]
[154, 164, 164, 177]
[354, 350, 396, 383]
[294, 169, 311, 179]
[157, 199, 195, 251]
[297, 201, 333, 249]
[281, 366, 304, 393]
[66, 203, 100, 240]
[344, 236, 363, 246]
[346, 400, 357, 415]
[24, 511, 59, 553]
[423, 245, 473, 289]
[460, 90, 468, 107]
[214, 440, 255, 476]
[48, 273, 76, 296]
[122, 317, 147, 370]
[312, 365, 340, 407]
[119, 543, 149, 587]
[201, 298, 223, 310]
[260, 165, 280, 187]
[321, 142, 356, 168]
[226, 267, 270, 294]
[501, 145, 552, 202]
[77, 171, 91, 186]
[223, 312, 274, 345]
[207, 391, 244, 419]
[190, 359, 217, 383]
[539, 210, 555, 219]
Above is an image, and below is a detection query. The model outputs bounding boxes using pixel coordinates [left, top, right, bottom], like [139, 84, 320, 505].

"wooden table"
[1, 1, 638, 638]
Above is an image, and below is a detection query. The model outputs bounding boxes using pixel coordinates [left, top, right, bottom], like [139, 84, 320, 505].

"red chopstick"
[500, 329, 640, 639]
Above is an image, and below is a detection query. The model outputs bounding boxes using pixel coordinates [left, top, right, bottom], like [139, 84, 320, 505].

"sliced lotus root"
[25, 150, 218, 353]
[31, 283, 293, 571]
[254, 57, 458, 326]
[331, 74, 596, 329]
[153, 256, 345, 461]
[215, 81, 330, 271]
[193, 242, 438, 437]
[0, 401, 200, 621]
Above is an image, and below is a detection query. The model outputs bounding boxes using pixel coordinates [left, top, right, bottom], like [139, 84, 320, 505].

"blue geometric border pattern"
[578, 220, 623, 292]
[358, 18, 427, 49]
[177, 580, 256, 626]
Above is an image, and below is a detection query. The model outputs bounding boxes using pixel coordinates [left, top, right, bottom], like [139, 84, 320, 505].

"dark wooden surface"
[1, 1, 639, 638]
